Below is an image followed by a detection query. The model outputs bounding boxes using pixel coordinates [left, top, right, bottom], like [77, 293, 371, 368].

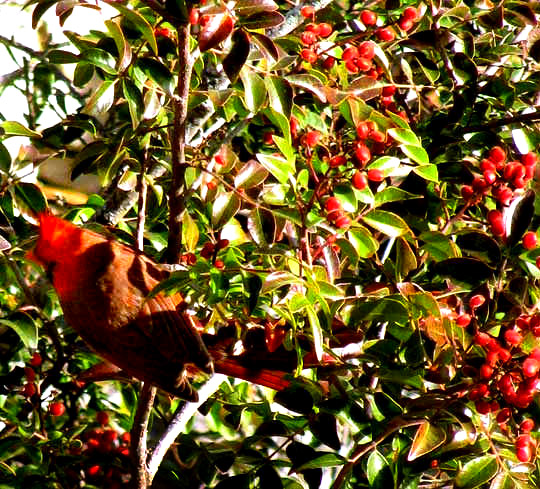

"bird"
[28, 212, 214, 401]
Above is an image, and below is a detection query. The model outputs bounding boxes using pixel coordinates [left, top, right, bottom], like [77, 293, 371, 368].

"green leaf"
[0, 121, 41, 138]
[240, 70, 267, 113]
[182, 211, 199, 252]
[123, 79, 143, 129]
[212, 191, 241, 229]
[374, 187, 421, 207]
[256, 153, 295, 184]
[240, 11, 284, 29]
[105, 18, 132, 71]
[262, 271, 303, 293]
[455, 455, 497, 488]
[73, 62, 94, 88]
[105, 1, 158, 55]
[407, 422, 446, 461]
[351, 296, 409, 324]
[366, 450, 393, 489]
[317, 281, 344, 300]
[48, 49, 79, 64]
[273, 136, 295, 166]
[413, 164, 438, 182]
[138, 58, 175, 96]
[401, 145, 430, 165]
[80, 48, 117, 74]
[82, 79, 117, 117]
[0, 315, 38, 350]
[362, 210, 412, 237]
[419, 231, 460, 260]
[13, 182, 47, 214]
[348, 226, 379, 258]
[306, 304, 323, 362]
[296, 453, 345, 470]
[388, 128, 420, 146]
[264, 76, 293, 119]
[223, 30, 251, 83]
[235, 159, 269, 188]
[0, 142, 11, 173]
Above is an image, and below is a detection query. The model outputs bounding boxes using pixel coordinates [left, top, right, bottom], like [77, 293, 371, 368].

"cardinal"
[27, 213, 362, 400]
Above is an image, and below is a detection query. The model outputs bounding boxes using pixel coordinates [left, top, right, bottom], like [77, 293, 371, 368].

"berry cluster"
[67, 412, 132, 487]
[200, 238, 229, 269]
[467, 307, 540, 461]
[299, 6, 334, 66]
[462, 148, 538, 219]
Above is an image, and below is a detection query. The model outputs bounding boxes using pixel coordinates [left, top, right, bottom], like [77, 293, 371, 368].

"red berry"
[49, 401, 66, 417]
[504, 328, 523, 346]
[461, 185, 474, 200]
[301, 48, 318, 64]
[375, 27, 395, 42]
[29, 352, 42, 367]
[97, 410, 110, 426]
[398, 18, 414, 31]
[520, 419, 535, 433]
[154, 27, 171, 38]
[479, 364, 493, 380]
[214, 259, 225, 269]
[329, 155, 347, 167]
[522, 152, 537, 167]
[474, 332, 492, 347]
[517, 445, 532, 462]
[335, 215, 351, 228]
[342, 46, 359, 62]
[382, 85, 396, 97]
[483, 170, 496, 185]
[22, 382, 37, 397]
[213, 239, 227, 252]
[355, 57, 372, 71]
[523, 231, 538, 250]
[480, 158, 496, 172]
[87, 465, 102, 477]
[367, 168, 384, 182]
[318, 22, 332, 37]
[487, 209, 502, 225]
[475, 399, 491, 414]
[356, 121, 370, 140]
[201, 242, 215, 259]
[263, 131, 274, 145]
[370, 130, 386, 143]
[24, 367, 36, 382]
[325, 197, 341, 212]
[322, 56, 335, 69]
[352, 171, 368, 190]
[344, 58, 360, 73]
[456, 314, 471, 328]
[301, 31, 317, 45]
[469, 294, 486, 309]
[402, 6, 418, 21]
[300, 5, 315, 18]
[305, 23, 321, 35]
[215, 154, 225, 166]
[189, 8, 200, 24]
[497, 407, 511, 424]
[491, 220, 505, 237]
[304, 130, 321, 147]
[489, 146, 506, 165]
[358, 41, 375, 59]
[498, 348, 512, 363]
[536, 256, 540, 269]
[355, 143, 371, 165]
[360, 10, 377, 26]
[523, 357, 540, 378]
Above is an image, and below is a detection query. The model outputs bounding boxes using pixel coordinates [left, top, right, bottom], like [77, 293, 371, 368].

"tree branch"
[166, 23, 194, 264]
[147, 374, 226, 483]
[131, 383, 156, 489]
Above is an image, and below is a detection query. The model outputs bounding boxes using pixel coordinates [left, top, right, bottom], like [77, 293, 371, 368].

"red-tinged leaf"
[199, 13, 235, 52]
[240, 10, 284, 29]
[252, 32, 279, 61]
[235, 0, 278, 15]
[223, 29, 250, 83]
[234, 159, 269, 189]
[32, 1, 56, 29]
[407, 421, 446, 461]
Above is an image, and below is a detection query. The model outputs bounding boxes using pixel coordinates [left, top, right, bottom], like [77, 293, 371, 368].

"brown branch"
[166, 23, 194, 264]
[459, 109, 540, 134]
[330, 418, 424, 489]
[131, 383, 156, 489]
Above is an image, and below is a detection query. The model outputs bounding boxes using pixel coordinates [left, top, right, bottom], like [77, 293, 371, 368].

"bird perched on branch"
[28, 213, 358, 400]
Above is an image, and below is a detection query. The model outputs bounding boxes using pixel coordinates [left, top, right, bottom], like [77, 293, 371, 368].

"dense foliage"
[1, 0, 540, 487]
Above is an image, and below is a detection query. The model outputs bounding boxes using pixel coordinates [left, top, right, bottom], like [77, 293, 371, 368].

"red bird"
[29, 213, 213, 401]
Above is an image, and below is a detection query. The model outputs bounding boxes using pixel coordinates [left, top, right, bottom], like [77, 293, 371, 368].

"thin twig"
[147, 375, 226, 483]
